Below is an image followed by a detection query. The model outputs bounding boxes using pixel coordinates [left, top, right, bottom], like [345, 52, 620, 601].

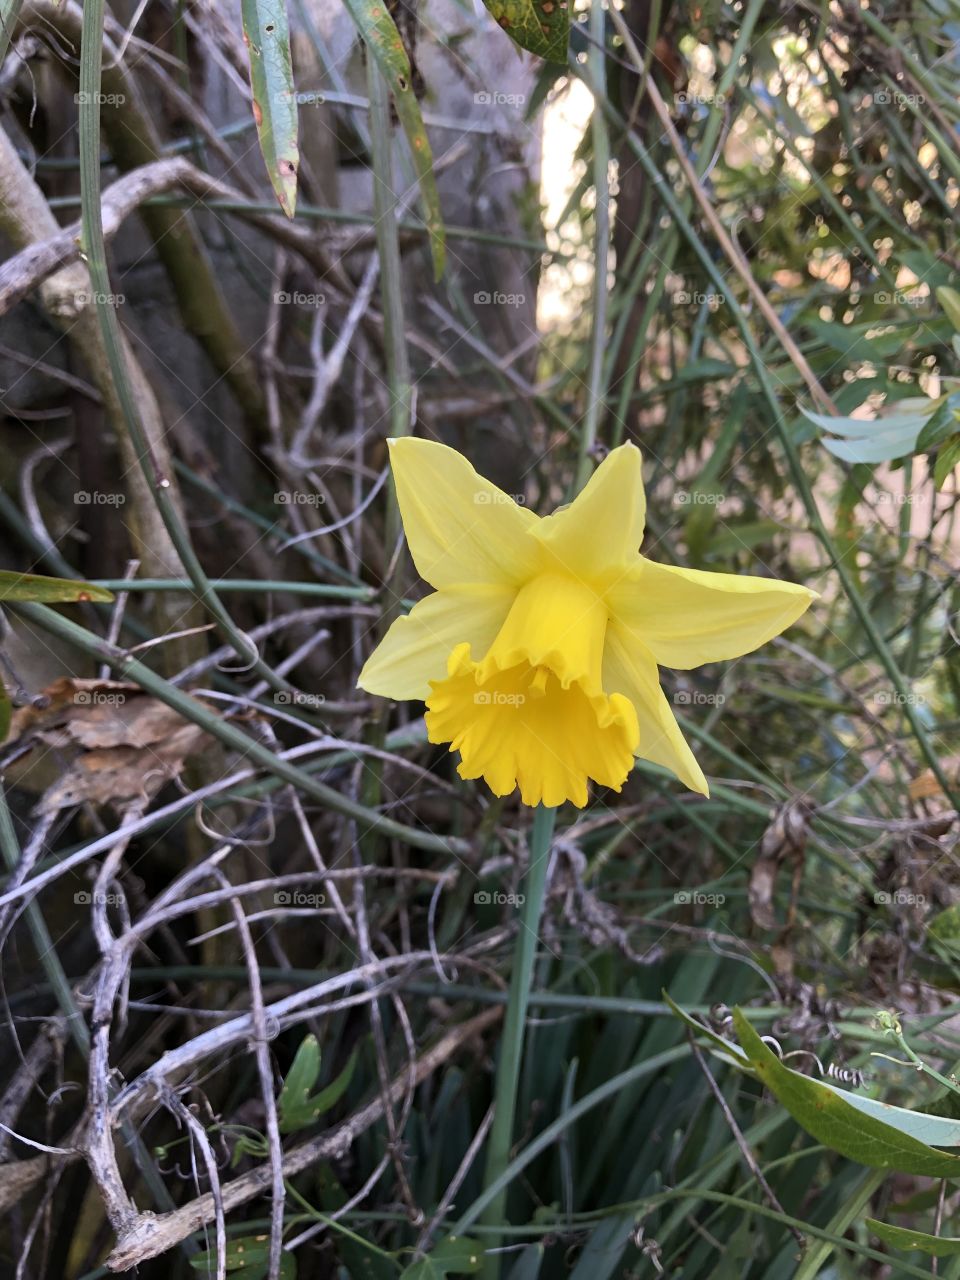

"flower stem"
[478, 803, 557, 1278]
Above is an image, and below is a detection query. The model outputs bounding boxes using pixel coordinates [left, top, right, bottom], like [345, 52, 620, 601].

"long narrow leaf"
[241, 0, 300, 217]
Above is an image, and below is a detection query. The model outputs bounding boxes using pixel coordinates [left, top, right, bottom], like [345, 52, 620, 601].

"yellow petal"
[426, 643, 639, 808]
[535, 444, 646, 583]
[608, 559, 817, 670]
[357, 586, 514, 700]
[389, 437, 540, 589]
[602, 627, 709, 795]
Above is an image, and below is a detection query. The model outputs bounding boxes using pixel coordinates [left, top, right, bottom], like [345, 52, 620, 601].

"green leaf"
[400, 1235, 484, 1278]
[866, 1218, 960, 1257]
[190, 1237, 297, 1277]
[278, 1038, 358, 1132]
[481, 0, 569, 63]
[934, 435, 960, 489]
[277, 1033, 320, 1126]
[0, 572, 114, 604]
[936, 286, 960, 331]
[916, 395, 960, 453]
[241, 0, 300, 217]
[340, 0, 445, 277]
[733, 1009, 960, 1176]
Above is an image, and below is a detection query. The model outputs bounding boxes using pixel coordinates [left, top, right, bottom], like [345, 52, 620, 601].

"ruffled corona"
[425, 642, 640, 808]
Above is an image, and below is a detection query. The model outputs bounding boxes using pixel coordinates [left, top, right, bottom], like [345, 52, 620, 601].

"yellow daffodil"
[358, 439, 816, 808]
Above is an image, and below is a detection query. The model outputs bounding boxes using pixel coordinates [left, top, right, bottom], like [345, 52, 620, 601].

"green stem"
[478, 803, 557, 1278]
[576, 0, 611, 490]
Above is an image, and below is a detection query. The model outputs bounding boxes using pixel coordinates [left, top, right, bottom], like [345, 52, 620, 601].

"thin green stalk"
[10, 601, 469, 858]
[76, 0, 293, 696]
[0, 788, 88, 1055]
[575, 0, 611, 490]
[478, 803, 557, 1278]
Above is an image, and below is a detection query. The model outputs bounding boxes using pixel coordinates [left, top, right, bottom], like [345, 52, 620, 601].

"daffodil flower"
[358, 439, 816, 808]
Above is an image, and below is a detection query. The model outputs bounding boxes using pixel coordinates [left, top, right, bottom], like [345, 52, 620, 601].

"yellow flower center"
[425, 574, 640, 807]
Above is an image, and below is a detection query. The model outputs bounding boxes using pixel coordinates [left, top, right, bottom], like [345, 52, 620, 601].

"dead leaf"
[1, 677, 213, 813]
[749, 799, 811, 932]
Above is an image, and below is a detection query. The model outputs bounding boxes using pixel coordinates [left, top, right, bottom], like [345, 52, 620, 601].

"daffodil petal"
[358, 586, 514, 700]
[608, 559, 817, 670]
[602, 627, 709, 796]
[535, 444, 646, 581]
[388, 437, 540, 589]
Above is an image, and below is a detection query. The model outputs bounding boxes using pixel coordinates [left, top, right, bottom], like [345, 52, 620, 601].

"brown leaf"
[748, 800, 811, 933]
[2, 678, 213, 812]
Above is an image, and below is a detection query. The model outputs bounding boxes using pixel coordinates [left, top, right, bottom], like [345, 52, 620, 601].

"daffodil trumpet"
[359, 439, 816, 808]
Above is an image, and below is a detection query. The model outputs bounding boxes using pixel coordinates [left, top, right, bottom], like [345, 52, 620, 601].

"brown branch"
[0, 156, 350, 318]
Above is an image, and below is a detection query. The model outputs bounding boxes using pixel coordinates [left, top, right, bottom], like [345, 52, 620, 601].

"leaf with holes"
[340, 0, 445, 277]
[400, 1234, 484, 1277]
[734, 1009, 960, 1175]
[482, 0, 569, 63]
[866, 1219, 960, 1257]
[0, 572, 114, 604]
[242, 0, 299, 217]
[190, 1236, 297, 1277]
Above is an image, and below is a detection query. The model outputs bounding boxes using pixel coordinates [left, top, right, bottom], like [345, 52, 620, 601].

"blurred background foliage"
[0, 0, 959, 1275]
